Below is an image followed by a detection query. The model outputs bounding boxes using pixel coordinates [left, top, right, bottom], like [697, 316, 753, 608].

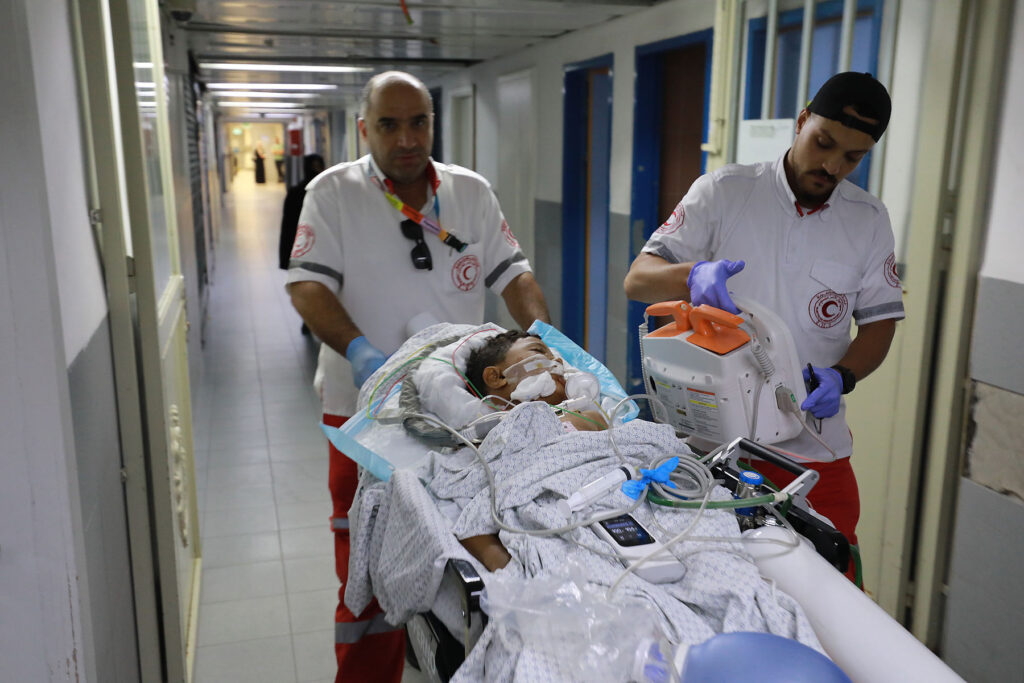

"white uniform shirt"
[287, 154, 531, 415]
[642, 155, 904, 460]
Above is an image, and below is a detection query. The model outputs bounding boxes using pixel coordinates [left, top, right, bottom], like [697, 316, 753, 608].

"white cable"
[607, 392, 670, 465]
[607, 489, 713, 598]
[749, 377, 765, 439]
[798, 417, 838, 460]
[408, 410, 647, 538]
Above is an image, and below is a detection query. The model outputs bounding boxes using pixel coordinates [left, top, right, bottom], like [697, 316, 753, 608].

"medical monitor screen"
[598, 515, 656, 547]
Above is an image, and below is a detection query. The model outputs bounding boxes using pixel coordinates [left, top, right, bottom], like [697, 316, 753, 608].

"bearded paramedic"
[623, 72, 905, 576]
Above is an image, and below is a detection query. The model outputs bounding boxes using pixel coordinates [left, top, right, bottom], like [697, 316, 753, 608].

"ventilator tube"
[557, 466, 633, 517]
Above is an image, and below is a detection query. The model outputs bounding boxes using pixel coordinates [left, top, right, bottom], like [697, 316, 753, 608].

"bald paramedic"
[624, 72, 904, 577]
[287, 71, 550, 682]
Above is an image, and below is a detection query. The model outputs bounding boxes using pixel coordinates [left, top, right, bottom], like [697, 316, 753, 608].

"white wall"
[439, 0, 716, 212]
[1, 0, 90, 679]
[878, 0, 933, 263]
[27, 0, 107, 365]
[980, 0, 1024, 284]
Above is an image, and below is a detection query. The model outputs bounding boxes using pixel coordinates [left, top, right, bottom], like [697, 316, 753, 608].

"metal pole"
[838, 0, 856, 72]
[761, 0, 778, 119]
[796, 0, 815, 114]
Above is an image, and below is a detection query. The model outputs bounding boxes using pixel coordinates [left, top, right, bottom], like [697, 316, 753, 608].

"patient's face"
[498, 338, 568, 405]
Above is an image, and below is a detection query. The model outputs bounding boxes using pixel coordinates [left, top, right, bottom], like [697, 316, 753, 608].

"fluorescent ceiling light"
[217, 101, 303, 108]
[200, 62, 371, 74]
[210, 91, 316, 98]
[207, 83, 339, 91]
[223, 113, 299, 119]
[135, 81, 155, 89]
[133, 62, 153, 69]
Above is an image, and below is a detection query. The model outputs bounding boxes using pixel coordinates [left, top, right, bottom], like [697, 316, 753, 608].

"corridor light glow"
[207, 83, 339, 91]
[210, 91, 316, 98]
[216, 101, 303, 108]
[200, 62, 371, 74]
[222, 113, 299, 119]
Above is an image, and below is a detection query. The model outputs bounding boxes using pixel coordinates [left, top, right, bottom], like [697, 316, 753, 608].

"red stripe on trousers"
[740, 456, 861, 583]
[324, 413, 405, 683]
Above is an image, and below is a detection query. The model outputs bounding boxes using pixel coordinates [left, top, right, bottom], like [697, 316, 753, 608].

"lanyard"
[368, 162, 468, 252]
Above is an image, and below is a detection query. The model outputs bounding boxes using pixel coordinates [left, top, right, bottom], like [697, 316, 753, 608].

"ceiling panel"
[185, 0, 657, 111]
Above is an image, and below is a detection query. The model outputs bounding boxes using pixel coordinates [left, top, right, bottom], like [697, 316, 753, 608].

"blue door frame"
[625, 30, 713, 394]
[562, 54, 613, 354]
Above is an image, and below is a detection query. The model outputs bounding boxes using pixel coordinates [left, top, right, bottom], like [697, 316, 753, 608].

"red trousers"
[324, 414, 405, 683]
[741, 456, 861, 583]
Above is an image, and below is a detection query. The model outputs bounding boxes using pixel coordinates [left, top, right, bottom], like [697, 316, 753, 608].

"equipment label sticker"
[686, 388, 721, 435]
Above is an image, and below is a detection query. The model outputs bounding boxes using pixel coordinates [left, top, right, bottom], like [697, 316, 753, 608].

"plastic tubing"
[645, 453, 715, 501]
[648, 491, 785, 509]
[407, 410, 647, 539]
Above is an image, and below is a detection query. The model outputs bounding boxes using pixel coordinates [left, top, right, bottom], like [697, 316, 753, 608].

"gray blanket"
[347, 402, 821, 682]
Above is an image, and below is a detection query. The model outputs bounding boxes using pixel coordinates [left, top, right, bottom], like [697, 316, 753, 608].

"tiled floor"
[191, 171, 428, 683]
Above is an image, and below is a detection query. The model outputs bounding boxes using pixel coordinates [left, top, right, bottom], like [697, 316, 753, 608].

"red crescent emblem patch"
[884, 252, 900, 288]
[655, 206, 685, 235]
[291, 224, 315, 258]
[451, 254, 480, 292]
[808, 290, 849, 329]
[500, 219, 519, 247]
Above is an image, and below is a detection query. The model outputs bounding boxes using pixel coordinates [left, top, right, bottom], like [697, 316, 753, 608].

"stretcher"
[323, 322, 964, 683]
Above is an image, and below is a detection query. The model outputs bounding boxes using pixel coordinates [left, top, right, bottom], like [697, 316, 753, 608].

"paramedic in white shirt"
[624, 72, 904, 582]
[286, 71, 550, 682]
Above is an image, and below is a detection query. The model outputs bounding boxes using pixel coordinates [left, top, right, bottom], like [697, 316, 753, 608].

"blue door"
[562, 56, 613, 362]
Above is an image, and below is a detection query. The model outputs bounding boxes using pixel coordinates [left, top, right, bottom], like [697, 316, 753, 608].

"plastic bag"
[480, 560, 678, 682]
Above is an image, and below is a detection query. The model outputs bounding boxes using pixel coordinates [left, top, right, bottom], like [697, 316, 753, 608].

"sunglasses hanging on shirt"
[400, 219, 433, 270]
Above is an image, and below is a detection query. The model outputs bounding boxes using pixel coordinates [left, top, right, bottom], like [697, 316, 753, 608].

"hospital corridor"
[186, 176, 427, 682]
[3, 0, 1024, 682]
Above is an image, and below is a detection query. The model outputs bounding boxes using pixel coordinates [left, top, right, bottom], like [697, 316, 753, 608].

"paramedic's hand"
[801, 365, 842, 419]
[687, 259, 745, 314]
[346, 336, 387, 388]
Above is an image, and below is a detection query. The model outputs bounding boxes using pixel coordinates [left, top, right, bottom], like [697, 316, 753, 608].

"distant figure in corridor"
[272, 136, 286, 182]
[253, 141, 266, 184]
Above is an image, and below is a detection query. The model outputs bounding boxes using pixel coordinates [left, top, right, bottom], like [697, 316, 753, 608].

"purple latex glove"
[687, 259, 745, 313]
[801, 365, 842, 418]
[346, 336, 387, 388]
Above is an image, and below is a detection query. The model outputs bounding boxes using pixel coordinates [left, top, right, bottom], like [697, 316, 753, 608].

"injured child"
[342, 323, 824, 682]
[464, 330, 608, 432]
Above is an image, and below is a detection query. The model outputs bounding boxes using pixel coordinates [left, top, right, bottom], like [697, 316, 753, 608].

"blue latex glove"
[346, 336, 387, 388]
[687, 259, 746, 313]
[622, 456, 679, 500]
[801, 365, 843, 419]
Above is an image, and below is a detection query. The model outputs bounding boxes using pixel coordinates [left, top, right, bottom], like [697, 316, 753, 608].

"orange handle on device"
[645, 300, 692, 333]
[686, 304, 750, 354]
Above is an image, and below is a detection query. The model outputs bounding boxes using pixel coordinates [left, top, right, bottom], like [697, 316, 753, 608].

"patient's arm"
[560, 409, 607, 431]
[459, 534, 512, 571]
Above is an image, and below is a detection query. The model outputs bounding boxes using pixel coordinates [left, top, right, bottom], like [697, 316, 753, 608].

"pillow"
[400, 324, 506, 445]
